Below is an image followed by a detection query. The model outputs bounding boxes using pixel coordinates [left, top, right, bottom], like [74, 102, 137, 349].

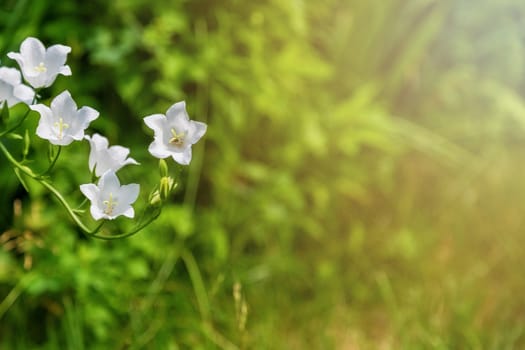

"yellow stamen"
[169, 128, 185, 146]
[54, 118, 69, 139]
[103, 193, 118, 215]
[34, 62, 47, 73]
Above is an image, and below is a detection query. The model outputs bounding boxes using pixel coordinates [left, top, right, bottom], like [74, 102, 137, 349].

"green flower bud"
[159, 159, 169, 177]
[23, 129, 30, 158]
[149, 189, 161, 206]
[47, 143, 57, 162]
[159, 176, 175, 201]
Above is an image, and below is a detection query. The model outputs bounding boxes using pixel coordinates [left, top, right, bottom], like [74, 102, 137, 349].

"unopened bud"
[159, 159, 169, 177]
[159, 176, 175, 201]
[23, 129, 30, 158]
[47, 143, 56, 162]
[149, 189, 161, 206]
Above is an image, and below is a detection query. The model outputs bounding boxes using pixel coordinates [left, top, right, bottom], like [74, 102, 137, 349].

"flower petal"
[110, 145, 137, 164]
[144, 114, 166, 133]
[78, 106, 99, 123]
[13, 85, 35, 105]
[51, 90, 77, 116]
[168, 111, 191, 135]
[121, 207, 135, 219]
[148, 140, 172, 159]
[25, 73, 47, 89]
[165, 101, 188, 121]
[31, 104, 54, 139]
[0, 67, 22, 84]
[79, 183, 99, 201]
[19, 37, 46, 71]
[6, 52, 24, 70]
[0, 83, 12, 106]
[45, 44, 71, 73]
[119, 183, 140, 205]
[91, 133, 109, 149]
[122, 157, 140, 166]
[90, 205, 106, 221]
[70, 106, 99, 140]
[187, 121, 207, 144]
[58, 65, 72, 76]
[87, 133, 107, 172]
[171, 147, 192, 165]
[99, 170, 121, 193]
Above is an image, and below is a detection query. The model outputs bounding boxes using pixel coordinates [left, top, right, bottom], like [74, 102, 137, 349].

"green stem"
[88, 206, 162, 240]
[131, 241, 182, 348]
[75, 197, 88, 210]
[0, 139, 161, 240]
[0, 140, 36, 177]
[0, 140, 99, 235]
[0, 273, 35, 321]
[184, 83, 209, 210]
[37, 145, 61, 178]
[0, 106, 32, 137]
[201, 323, 239, 350]
[181, 249, 210, 321]
[39, 180, 99, 234]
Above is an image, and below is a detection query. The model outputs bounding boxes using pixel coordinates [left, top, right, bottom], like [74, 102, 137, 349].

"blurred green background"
[2, 0, 525, 348]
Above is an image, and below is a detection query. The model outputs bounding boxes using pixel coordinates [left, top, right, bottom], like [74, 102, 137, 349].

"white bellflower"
[31, 90, 99, 145]
[80, 170, 140, 220]
[143, 101, 207, 165]
[8, 37, 72, 88]
[85, 133, 139, 177]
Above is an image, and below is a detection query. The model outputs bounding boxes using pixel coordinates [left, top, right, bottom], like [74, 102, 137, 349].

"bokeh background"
[2, 0, 525, 348]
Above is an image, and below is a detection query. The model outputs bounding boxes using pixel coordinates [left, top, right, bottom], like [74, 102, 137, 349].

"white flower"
[0, 67, 34, 108]
[85, 133, 139, 177]
[7, 37, 72, 88]
[144, 101, 207, 165]
[30, 90, 99, 146]
[80, 170, 140, 220]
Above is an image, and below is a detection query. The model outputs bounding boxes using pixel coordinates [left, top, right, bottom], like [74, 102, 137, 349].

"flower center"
[103, 193, 118, 215]
[34, 62, 47, 73]
[169, 128, 185, 146]
[54, 118, 69, 140]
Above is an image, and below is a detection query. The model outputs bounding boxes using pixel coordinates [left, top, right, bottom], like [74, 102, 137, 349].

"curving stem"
[0, 140, 106, 236]
[0, 139, 161, 240]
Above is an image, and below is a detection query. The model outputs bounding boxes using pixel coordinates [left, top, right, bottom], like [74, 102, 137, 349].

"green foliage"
[2, 0, 525, 348]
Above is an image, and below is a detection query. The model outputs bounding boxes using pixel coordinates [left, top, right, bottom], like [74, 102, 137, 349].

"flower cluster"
[0, 37, 207, 230]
